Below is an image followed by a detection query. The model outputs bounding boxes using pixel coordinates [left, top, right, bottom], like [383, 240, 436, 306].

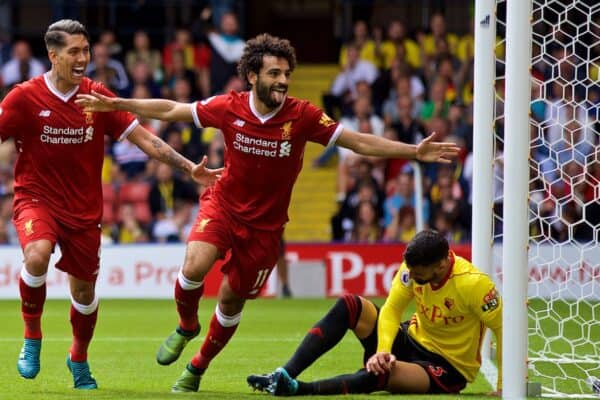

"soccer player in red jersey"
[76, 33, 461, 392]
[0, 20, 221, 389]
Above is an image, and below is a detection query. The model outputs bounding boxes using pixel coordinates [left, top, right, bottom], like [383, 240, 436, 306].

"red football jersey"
[192, 91, 342, 230]
[0, 74, 138, 228]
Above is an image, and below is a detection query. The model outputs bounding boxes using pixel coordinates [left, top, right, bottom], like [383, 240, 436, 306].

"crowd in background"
[0, 6, 598, 246]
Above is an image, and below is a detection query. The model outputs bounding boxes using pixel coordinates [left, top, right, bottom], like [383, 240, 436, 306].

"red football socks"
[69, 306, 98, 362]
[19, 277, 46, 339]
[175, 279, 204, 332]
[190, 313, 238, 370]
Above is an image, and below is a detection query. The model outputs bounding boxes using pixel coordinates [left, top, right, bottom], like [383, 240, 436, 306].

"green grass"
[0, 298, 499, 400]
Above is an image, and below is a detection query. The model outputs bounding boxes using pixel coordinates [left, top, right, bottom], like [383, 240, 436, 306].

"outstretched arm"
[335, 128, 460, 163]
[76, 90, 194, 122]
[127, 126, 223, 186]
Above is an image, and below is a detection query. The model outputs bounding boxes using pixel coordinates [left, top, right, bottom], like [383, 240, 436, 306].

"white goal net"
[490, 0, 599, 397]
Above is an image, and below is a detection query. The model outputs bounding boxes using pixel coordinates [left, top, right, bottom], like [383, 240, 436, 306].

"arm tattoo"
[151, 138, 191, 173]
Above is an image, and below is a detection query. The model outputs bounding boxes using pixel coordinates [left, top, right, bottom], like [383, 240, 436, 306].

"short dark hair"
[404, 229, 449, 267]
[44, 19, 89, 51]
[237, 33, 296, 87]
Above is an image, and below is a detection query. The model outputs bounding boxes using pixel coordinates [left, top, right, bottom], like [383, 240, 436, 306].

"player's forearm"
[147, 136, 195, 174]
[376, 303, 403, 352]
[351, 133, 418, 159]
[115, 98, 180, 121]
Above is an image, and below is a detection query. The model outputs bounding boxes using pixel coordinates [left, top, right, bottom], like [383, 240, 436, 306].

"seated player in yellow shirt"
[247, 229, 502, 396]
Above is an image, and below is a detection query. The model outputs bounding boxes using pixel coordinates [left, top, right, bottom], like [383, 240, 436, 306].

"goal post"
[473, 0, 600, 398]
[502, 0, 533, 398]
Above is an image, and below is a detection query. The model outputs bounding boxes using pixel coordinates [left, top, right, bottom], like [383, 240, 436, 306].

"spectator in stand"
[447, 101, 473, 153]
[381, 65, 425, 124]
[379, 20, 421, 70]
[338, 20, 377, 67]
[350, 200, 382, 242]
[116, 203, 149, 244]
[384, 204, 418, 242]
[149, 163, 198, 221]
[162, 28, 210, 98]
[427, 54, 460, 104]
[152, 200, 195, 243]
[336, 115, 385, 198]
[98, 29, 123, 60]
[419, 78, 450, 123]
[1, 40, 46, 89]
[384, 170, 430, 229]
[389, 94, 426, 145]
[324, 43, 378, 118]
[429, 174, 470, 241]
[163, 50, 201, 100]
[207, 11, 245, 95]
[418, 13, 459, 62]
[331, 172, 385, 242]
[126, 59, 162, 99]
[125, 30, 163, 82]
[86, 42, 129, 94]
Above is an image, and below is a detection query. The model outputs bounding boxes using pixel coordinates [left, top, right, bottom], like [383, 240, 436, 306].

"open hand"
[416, 131, 461, 163]
[75, 90, 119, 112]
[191, 155, 224, 187]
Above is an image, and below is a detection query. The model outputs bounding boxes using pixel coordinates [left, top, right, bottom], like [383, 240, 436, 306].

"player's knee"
[23, 246, 51, 274]
[334, 294, 362, 328]
[70, 286, 96, 305]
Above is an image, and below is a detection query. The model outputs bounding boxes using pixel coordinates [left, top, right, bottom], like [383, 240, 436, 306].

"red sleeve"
[301, 102, 341, 146]
[0, 85, 25, 141]
[191, 93, 229, 129]
[92, 82, 138, 141]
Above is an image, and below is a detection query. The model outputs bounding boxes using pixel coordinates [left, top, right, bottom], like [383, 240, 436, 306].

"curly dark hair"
[404, 229, 449, 267]
[237, 33, 297, 88]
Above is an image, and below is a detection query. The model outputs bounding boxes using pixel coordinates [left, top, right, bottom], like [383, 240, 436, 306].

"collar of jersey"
[430, 251, 455, 291]
[43, 72, 80, 103]
[248, 90, 286, 124]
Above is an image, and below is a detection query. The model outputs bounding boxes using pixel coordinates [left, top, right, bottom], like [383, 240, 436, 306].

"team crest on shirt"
[195, 218, 211, 232]
[444, 297, 454, 310]
[318, 112, 335, 128]
[281, 121, 292, 139]
[84, 111, 94, 124]
[24, 219, 34, 236]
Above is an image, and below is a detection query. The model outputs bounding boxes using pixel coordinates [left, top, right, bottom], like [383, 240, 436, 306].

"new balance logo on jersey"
[233, 119, 245, 127]
[279, 141, 292, 157]
[39, 110, 51, 117]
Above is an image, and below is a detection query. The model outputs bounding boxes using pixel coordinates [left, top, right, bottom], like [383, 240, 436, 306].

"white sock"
[70, 295, 99, 315]
[20, 267, 47, 288]
[215, 304, 241, 327]
[178, 270, 203, 290]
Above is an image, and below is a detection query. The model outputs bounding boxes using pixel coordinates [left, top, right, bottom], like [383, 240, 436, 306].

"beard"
[256, 78, 287, 109]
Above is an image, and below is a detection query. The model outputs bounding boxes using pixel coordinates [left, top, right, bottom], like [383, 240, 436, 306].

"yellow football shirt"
[377, 253, 502, 390]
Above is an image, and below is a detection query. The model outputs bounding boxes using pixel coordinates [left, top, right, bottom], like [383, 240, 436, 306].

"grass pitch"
[1, 298, 500, 399]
